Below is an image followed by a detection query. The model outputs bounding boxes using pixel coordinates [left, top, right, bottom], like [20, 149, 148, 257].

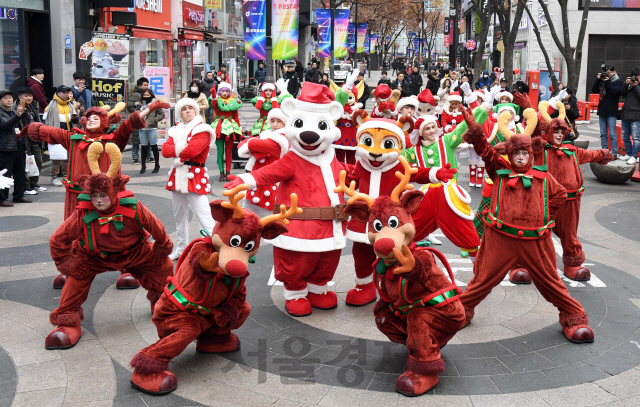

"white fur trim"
[464, 93, 478, 105]
[357, 120, 406, 149]
[345, 228, 371, 244]
[307, 282, 329, 294]
[397, 96, 419, 110]
[174, 142, 187, 157]
[262, 83, 276, 92]
[283, 286, 309, 301]
[448, 94, 462, 102]
[428, 167, 441, 184]
[175, 97, 200, 119]
[409, 129, 420, 147]
[188, 172, 195, 179]
[354, 274, 374, 285]
[270, 234, 346, 252]
[267, 108, 288, 123]
[238, 173, 257, 189]
[218, 82, 232, 91]
[495, 91, 513, 102]
[443, 183, 474, 220]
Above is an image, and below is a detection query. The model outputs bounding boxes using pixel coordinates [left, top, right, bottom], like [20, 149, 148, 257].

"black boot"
[140, 145, 148, 174]
[151, 145, 160, 173]
[219, 171, 225, 182]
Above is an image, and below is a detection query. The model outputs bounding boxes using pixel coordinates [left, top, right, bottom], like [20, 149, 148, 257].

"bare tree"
[469, 0, 492, 81]
[489, 0, 525, 86]
[522, 2, 559, 92]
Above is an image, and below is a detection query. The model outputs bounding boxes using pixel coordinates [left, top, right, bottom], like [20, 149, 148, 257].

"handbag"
[25, 154, 39, 177]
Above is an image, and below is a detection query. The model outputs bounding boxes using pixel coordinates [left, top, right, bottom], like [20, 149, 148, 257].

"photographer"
[619, 67, 640, 165]
[592, 64, 623, 158]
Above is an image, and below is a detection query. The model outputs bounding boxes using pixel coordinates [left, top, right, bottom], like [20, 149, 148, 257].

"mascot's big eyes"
[388, 216, 399, 229]
[361, 135, 373, 147]
[318, 120, 329, 130]
[244, 241, 256, 252]
[293, 119, 304, 128]
[383, 138, 397, 150]
[230, 235, 242, 247]
[373, 219, 383, 232]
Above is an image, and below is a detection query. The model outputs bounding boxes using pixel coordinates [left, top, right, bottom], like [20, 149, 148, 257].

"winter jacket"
[191, 92, 209, 123]
[426, 72, 440, 95]
[27, 76, 48, 114]
[377, 77, 392, 86]
[284, 71, 300, 97]
[320, 80, 330, 87]
[620, 83, 640, 122]
[355, 79, 371, 106]
[305, 68, 321, 83]
[134, 98, 165, 129]
[0, 106, 22, 151]
[12, 99, 40, 130]
[591, 74, 623, 118]
[550, 95, 580, 123]
[409, 72, 423, 96]
[72, 86, 94, 108]
[475, 71, 492, 90]
[201, 78, 217, 98]
[127, 85, 145, 144]
[255, 67, 267, 84]
[392, 77, 412, 98]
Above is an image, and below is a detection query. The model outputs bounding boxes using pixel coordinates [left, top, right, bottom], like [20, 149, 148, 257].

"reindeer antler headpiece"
[497, 107, 538, 139]
[538, 100, 566, 124]
[80, 142, 129, 210]
[391, 156, 417, 202]
[221, 183, 303, 227]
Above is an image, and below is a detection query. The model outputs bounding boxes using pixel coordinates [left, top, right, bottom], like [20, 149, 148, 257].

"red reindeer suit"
[129, 186, 296, 395]
[534, 119, 613, 280]
[342, 159, 465, 397]
[460, 108, 594, 344]
[45, 143, 173, 351]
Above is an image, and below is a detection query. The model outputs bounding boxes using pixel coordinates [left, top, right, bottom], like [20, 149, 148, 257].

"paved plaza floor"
[1, 82, 640, 406]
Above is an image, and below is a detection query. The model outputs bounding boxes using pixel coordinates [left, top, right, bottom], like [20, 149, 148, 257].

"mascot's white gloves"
[257, 97, 265, 102]
[455, 142, 469, 153]
[557, 89, 568, 101]
[276, 78, 290, 95]
[174, 158, 184, 167]
[460, 81, 472, 96]
[345, 69, 360, 89]
[0, 168, 13, 190]
[486, 85, 501, 107]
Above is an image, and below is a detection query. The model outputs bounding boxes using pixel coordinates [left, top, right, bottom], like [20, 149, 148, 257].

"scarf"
[187, 89, 201, 99]
[53, 94, 72, 130]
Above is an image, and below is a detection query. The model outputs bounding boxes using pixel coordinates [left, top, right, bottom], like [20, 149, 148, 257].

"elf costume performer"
[250, 83, 279, 136]
[340, 157, 465, 397]
[21, 101, 169, 289]
[129, 185, 299, 395]
[332, 70, 365, 164]
[532, 111, 614, 280]
[46, 143, 174, 351]
[237, 108, 290, 218]
[371, 84, 401, 120]
[459, 107, 595, 344]
[439, 91, 464, 133]
[225, 82, 350, 317]
[343, 111, 458, 306]
[403, 106, 490, 260]
[210, 82, 243, 181]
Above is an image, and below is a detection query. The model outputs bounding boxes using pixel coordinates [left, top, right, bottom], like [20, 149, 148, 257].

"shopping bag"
[25, 154, 39, 177]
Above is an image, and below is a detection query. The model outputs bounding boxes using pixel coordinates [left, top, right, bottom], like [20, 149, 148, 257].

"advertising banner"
[243, 0, 267, 60]
[143, 67, 171, 146]
[414, 37, 420, 56]
[91, 78, 126, 105]
[272, 0, 299, 60]
[356, 23, 367, 53]
[370, 34, 377, 53]
[348, 23, 355, 54]
[91, 33, 129, 80]
[364, 33, 370, 54]
[316, 9, 331, 58]
[333, 9, 349, 58]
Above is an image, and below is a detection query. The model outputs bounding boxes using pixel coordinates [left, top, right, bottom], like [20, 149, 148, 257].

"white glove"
[557, 89, 569, 101]
[460, 81, 471, 96]
[0, 168, 13, 190]
[548, 97, 560, 110]
[174, 158, 184, 167]
[455, 142, 469, 153]
[276, 78, 290, 95]
[257, 97, 265, 102]
[345, 69, 360, 89]
[217, 76, 221, 81]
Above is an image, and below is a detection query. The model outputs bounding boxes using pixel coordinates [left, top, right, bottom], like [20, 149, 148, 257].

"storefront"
[176, 1, 206, 98]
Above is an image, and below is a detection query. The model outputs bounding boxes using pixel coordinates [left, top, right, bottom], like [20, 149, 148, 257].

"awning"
[204, 32, 227, 42]
[131, 28, 173, 41]
[179, 28, 204, 41]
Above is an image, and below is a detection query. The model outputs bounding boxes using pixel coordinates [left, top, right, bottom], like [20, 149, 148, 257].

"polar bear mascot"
[225, 81, 352, 317]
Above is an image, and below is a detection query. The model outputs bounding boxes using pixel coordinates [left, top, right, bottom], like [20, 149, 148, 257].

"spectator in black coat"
[619, 67, 640, 164]
[284, 65, 301, 97]
[426, 70, 440, 95]
[392, 72, 412, 98]
[305, 62, 321, 83]
[255, 62, 267, 88]
[591, 64, 623, 158]
[355, 73, 371, 109]
[378, 71, 392, 86]
[409, 66, 423, 96]
[392, 60, 398, 75]
[319, 73, 330, 87]
[0, 89, 29, 206]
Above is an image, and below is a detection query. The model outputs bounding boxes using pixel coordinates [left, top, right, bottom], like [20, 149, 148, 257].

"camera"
[600, 64, 614, 79]
[628, 76, 638, 83]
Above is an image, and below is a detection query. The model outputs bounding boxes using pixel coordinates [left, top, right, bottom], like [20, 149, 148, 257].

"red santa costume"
[162, 97, 216, 259]
[371, 85, 400, 120]
[439, 91, 463, 133]
[397, 96, 420, 148]
[333, 82, 363, 164]
[226, 82, 350, 317]
[237, 108, 290, 218]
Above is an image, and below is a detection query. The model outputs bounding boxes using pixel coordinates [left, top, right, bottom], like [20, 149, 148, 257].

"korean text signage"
[333, 9, 349, 58]
[316, 9, 331, 58]
[271, 0, 299, 60]
[205, 0, 222, 9]
[243, 0, 266, 60]
[183, 3, 205, 29]
[143, 67, 170, 145]
[356, 23, 367, 53]
[91, 33, 129, 80]
[91, 79, 126, 104]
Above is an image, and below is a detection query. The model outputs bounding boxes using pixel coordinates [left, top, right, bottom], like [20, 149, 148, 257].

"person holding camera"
[619, 67, 640, 165]
[592, 64, 623, 159]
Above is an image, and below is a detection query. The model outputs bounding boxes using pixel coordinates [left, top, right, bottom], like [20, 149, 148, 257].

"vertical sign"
[316, 9, 331, 58]
[243, 0, 267, 60]
[414, 37, 420, 56]
[333, 9, 350, 58]
[364, 33, 370, 54]
[91, 33, 129, 80]
[444, 17, 450, 47]
[348, 23, 356, 54]
[272, 0, 299, 60]
[370, 34, 377, 53]
[143, 67, 171, 146]
[356, 23, 367, 53]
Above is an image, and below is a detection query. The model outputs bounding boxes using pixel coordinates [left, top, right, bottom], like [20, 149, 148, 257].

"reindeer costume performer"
[46, 144, 174, 351]
[129, 186, 300, 395]
[21, 101, 168, 289]
[459, 107, 595, 345]
[341, 157, 465, 397]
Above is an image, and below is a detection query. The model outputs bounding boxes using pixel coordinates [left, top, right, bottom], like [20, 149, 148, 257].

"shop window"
[0, 12, 20, 92]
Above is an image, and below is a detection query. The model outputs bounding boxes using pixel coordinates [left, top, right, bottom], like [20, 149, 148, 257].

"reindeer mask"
[77, 142, 128, 214]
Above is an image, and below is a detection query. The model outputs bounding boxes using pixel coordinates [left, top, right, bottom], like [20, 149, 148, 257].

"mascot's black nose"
[369, 153, 382, 159]
[299, 131, 320, 145]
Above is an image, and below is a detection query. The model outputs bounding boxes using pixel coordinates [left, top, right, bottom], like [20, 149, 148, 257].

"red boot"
[509, 267, 531, 284]
[308, 291, 338, 310]
[475, 166, 485, 188]
[563, 265, 591, 281]
[196, 332, 241, 354]
[345, 282, 377, 306]
[285, 297, 312, 317]
[563, 324, 594, 344]
[396, 372, 439, 397]
[45, 325, 82, 350]
[469, 164, 477, 187]
[53, 274, 66, 289]
[131, 369, 177, 395]
[116, 273, 140, 289]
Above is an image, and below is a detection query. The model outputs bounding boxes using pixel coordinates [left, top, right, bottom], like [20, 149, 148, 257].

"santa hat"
[297, 82, 335, 105]
[397, 96, 419, 111]
[267, 107, 288, 124]
[448, 91, 462, 103]
[175, 97, 200, 120]
[414, 115, 440, 136]
[492, 102, 520, 122]
[495, 91, 513, 103]
[217, 82, 233, 94]
[357, 118, 407, 149]
[418, 88, 438, 106]
[373, 84, 392, 101]
[261, 83, 275, 92]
